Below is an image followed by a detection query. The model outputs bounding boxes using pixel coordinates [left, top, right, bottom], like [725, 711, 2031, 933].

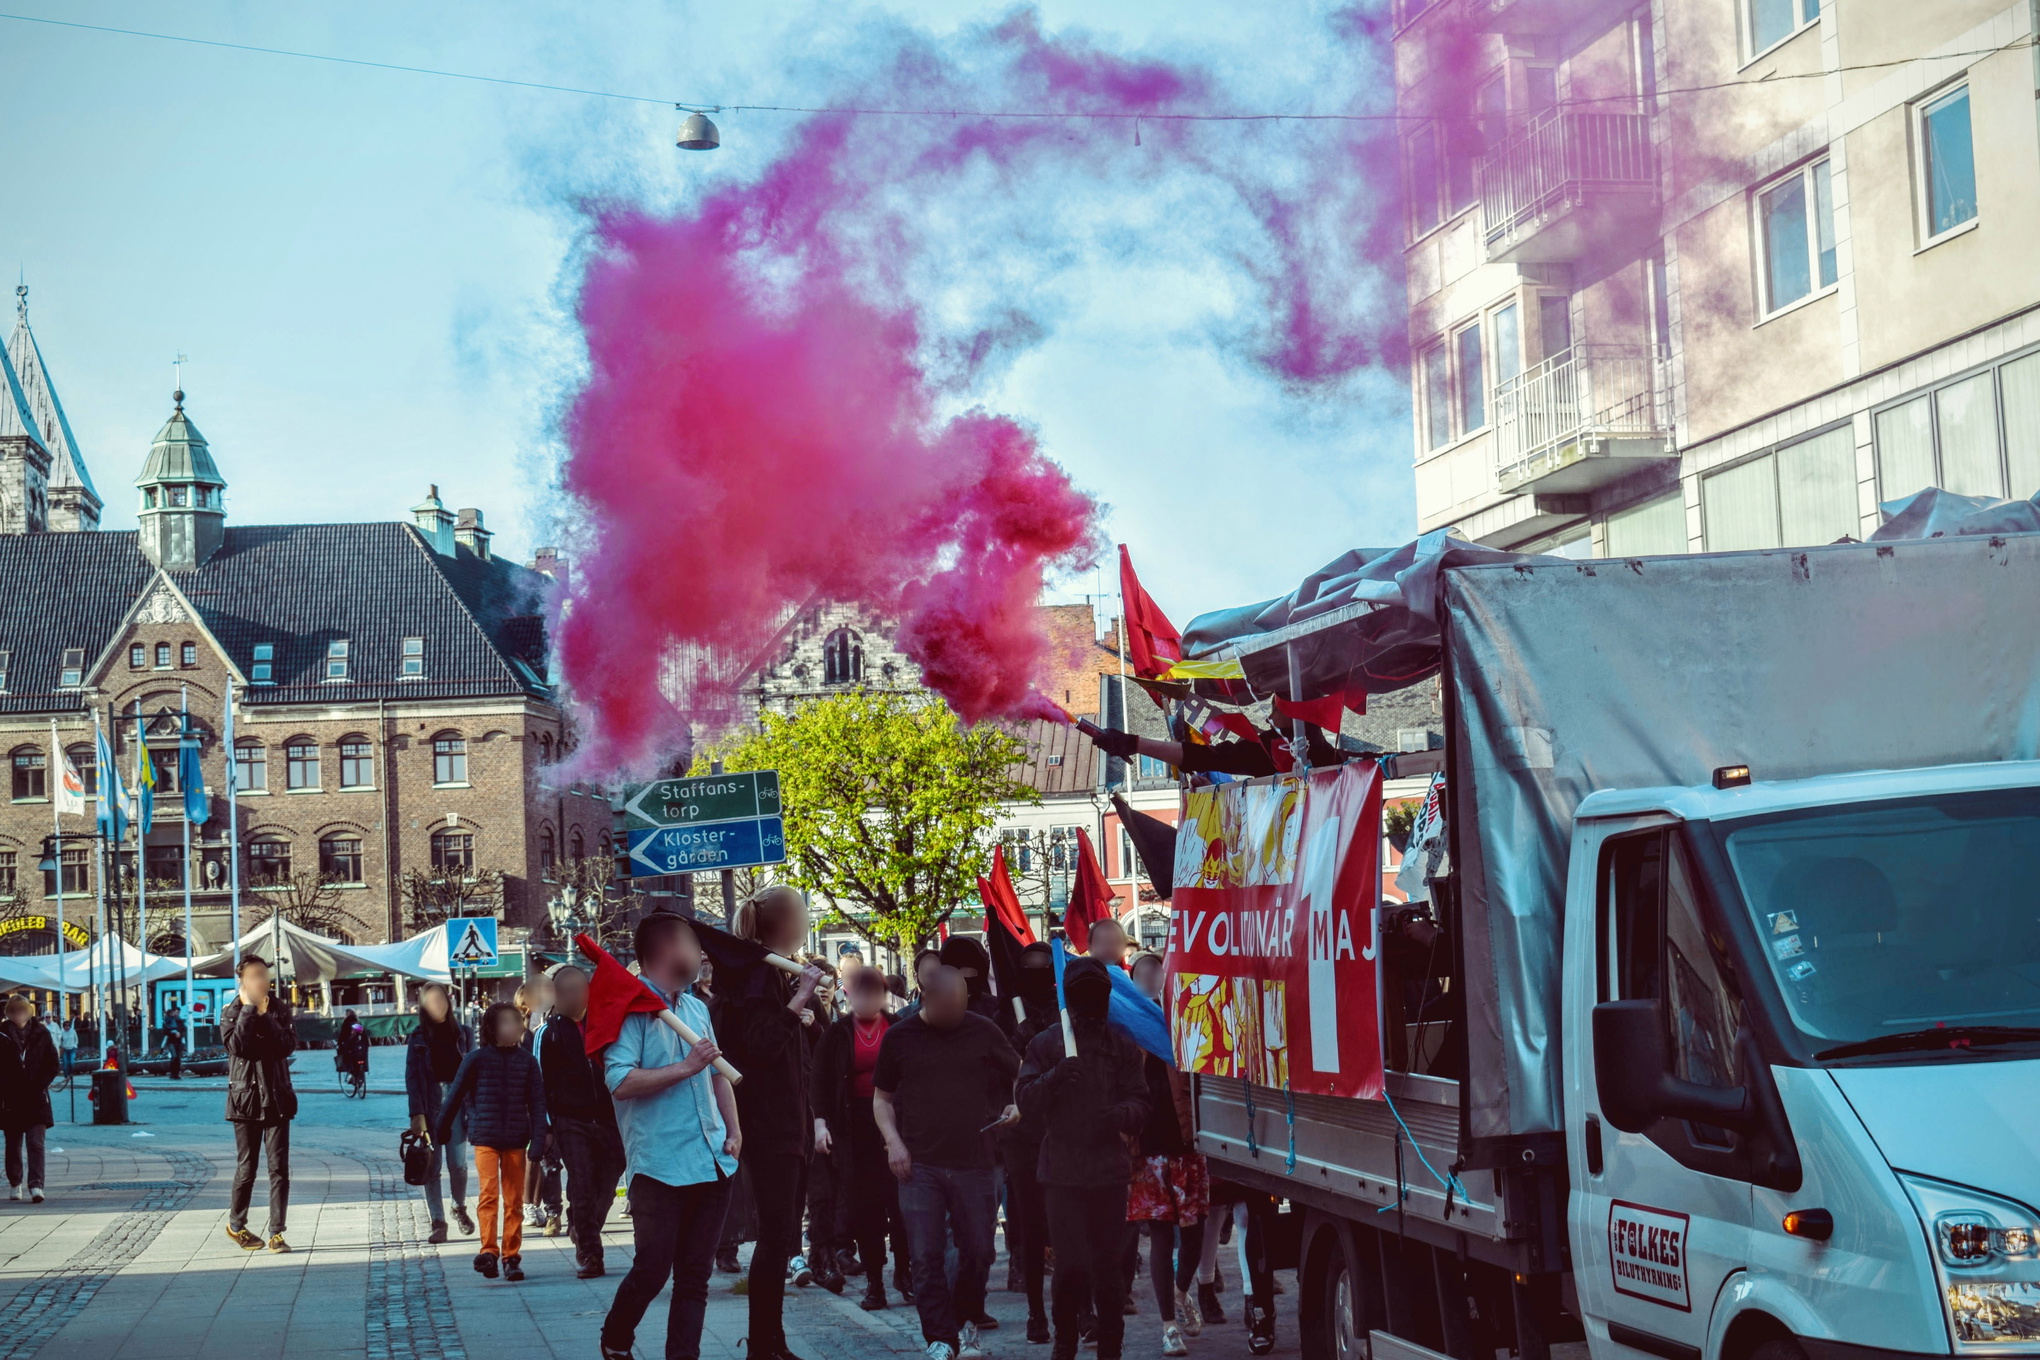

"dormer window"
[0, 651, 11, 694]
[325, 639, 350, 681]
[251, 642, 274, 685]
[401, 637, 424, 679]
[168, 486, 188, 508]
[58, 648, 84, 688]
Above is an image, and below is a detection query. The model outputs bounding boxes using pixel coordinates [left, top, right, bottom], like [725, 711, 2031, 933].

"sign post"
[623, 770, 786, 883]
[445, 916, 498, 1017]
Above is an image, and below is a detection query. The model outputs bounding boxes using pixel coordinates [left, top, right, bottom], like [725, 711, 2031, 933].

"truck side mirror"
[1592, 999, 1752, 1134]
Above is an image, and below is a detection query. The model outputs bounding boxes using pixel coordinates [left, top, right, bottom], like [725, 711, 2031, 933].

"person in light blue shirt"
[600, 913, 743, 1360]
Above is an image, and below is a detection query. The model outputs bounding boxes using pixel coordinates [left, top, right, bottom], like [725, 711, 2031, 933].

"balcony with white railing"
[1493, 343, 1676, 495]
[1477, 109, 1657, 264]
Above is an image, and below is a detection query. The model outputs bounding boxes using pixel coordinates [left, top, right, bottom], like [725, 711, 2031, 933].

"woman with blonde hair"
[725, 887, 827, 1360]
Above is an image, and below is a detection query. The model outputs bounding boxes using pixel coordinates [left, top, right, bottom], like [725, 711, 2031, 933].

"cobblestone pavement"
[0, 1060, 1302, 1360]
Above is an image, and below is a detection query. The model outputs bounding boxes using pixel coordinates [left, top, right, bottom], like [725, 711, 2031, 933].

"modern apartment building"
[1399, 0, 2040, 555]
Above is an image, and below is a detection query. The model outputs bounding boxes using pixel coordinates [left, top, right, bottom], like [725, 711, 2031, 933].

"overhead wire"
[0, 9, 2032, 127]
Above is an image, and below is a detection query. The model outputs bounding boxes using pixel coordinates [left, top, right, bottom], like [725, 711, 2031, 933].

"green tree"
[698, 691, 1035, 951]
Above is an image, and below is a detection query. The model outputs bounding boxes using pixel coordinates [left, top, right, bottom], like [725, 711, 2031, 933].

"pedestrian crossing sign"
[446, 916, 498, 968]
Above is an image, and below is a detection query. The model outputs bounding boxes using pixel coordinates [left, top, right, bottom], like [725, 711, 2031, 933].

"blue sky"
[1, 1, 1414, 627]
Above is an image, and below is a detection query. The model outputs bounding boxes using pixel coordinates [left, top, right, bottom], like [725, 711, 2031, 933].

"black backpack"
[400, 1129, 433, 1186]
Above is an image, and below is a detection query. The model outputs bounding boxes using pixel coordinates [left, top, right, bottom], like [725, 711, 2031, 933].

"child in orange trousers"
[435, 1002, 550, 1280]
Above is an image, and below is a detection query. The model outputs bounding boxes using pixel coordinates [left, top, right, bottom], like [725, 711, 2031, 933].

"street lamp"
[676, 110, 721, 151]
[546, 884, 586, 954]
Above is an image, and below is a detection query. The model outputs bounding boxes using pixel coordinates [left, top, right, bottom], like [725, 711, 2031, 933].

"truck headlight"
[1904, 1175, 2040, 1348]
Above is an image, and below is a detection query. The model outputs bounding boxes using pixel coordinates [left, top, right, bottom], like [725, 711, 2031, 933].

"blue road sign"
[446, 916, 499, 968]
[628, 817, 787, 875]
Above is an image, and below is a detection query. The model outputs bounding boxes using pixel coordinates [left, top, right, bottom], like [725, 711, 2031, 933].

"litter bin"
[91, 1067, 129, 1124]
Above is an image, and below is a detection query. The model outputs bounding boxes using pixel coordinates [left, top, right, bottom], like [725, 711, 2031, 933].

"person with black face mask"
[997, 943, 1060, 1342]
[1016, 956, 1150, 1360]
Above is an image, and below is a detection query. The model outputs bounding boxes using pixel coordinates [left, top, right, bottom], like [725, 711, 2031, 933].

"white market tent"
[192, 918, 453, 984]
[0, 935, 204, 994]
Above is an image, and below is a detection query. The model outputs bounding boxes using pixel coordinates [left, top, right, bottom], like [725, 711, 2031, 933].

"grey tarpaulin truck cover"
[1179, 507, 2040, 1155]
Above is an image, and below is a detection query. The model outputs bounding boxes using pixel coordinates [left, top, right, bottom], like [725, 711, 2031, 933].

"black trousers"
[844, 1101, 904, 1287]
[1005, 1150, 1049, 1318]
[556, 1116, 626, 1262]
[1046, 1183, 1131, 1359]
[805, 1138, 838, 1260]
[229, 1120, 291, 1234]
[744, 1150, 807, 1352]
[601, 1172, 733, 1360]
[1147, 1220, 1206, 1320]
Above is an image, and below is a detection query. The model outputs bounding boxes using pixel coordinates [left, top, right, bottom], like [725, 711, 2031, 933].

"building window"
[1422, 345, 1451, 450]
[11, 748, 44, 800]
[1120, 826, 1138, 880]
[431, 830, 474, 875]
[1540, 294, 1572, 361]
[540, 826, 555, 879]
[338, 738, 373, 789]
[1875, 350, 2040, 503]
[1920, 85, 1977, 240]
[538, 732, 554, 766]
[823, 630, 863, 686]
[155, 642, 172, 669]
[1702, 426, 1857, 552]
[1405, 122, 1442, 238]
[167, 486, 188, 508]
[286, 739, 320, 790]
[130, 644, 146, 669]
[249, 838, 291, 885]
[1605, 493, 1688, 558]
[1137, 754, 1171, 779]
[400, 636, 425, 678]
[66, 745, 96, 797]
[325, 639, 350, 681]
[0, 649, 12, 693]
[235, 740, 267, 792]
[319, 835, 363, 883]
[181, 641, 198, 668]
[0, 850, 13, 895]
[143, 488, 156, 509]
[42, 847, 89, 896]
[1748, 0, 1817, 56]
[1492, 301, 1522, 386]
[251, 642, 274, 685]
[149, 747, 181, 795]
[1455, 322, 1485, 433]
[1757, 158, 1835, 314]
[432, 733, 467, 785]
[58, 647, 83, 688]
[569, 827, 585, 860]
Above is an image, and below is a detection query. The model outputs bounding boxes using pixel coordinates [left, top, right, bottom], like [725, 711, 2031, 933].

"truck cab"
[1565, 759, 2040, 1360]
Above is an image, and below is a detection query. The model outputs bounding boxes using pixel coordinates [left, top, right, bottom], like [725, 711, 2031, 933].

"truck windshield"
[1718, 788, 2040, 1054]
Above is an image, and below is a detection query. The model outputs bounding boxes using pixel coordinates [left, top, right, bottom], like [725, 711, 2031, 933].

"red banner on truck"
[1164, 762, 1384, 1099]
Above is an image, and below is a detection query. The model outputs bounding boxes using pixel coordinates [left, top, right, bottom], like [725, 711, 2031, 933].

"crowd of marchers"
[0, 893, 1285, 1360]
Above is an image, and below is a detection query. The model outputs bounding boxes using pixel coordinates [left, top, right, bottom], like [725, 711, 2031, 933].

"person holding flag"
[593, 912, 741, 1360]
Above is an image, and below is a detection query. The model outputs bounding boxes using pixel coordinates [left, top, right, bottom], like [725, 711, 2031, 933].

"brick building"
[0, 301, 603, 956]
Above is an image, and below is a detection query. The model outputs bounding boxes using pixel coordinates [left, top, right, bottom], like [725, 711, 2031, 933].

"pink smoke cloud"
[555, 11, 1403, 774]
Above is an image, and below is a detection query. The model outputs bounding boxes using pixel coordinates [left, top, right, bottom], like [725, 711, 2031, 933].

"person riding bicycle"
[336, 1010, 370, 1093]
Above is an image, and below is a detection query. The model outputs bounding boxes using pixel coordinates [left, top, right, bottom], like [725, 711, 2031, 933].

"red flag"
[1065, 828, 1116, 953]
[1273, 691, 1354, 731]
[980, 844, 1035, 946]
[576, 933, 669, 1055]
[1118, 545, 1182, 679]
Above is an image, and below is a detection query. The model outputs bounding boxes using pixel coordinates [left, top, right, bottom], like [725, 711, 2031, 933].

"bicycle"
[335, 1055, 368, 1099]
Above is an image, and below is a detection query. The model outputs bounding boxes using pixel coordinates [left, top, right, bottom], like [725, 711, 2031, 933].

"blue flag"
[1050, 939, 1174, 1065]
[95, 725, 126, 842]
[179, 732, 208, 825]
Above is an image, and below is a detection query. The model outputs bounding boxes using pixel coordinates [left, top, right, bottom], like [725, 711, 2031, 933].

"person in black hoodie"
[726, 886, 828, 1360]
[406, 982, 474, 1242]
[0, 993, 58, 1203]
[996, 943, 1060, 1343]
[814, 967, 907, 1310]
[538, 964, 625, 1278]
[435, 1002, 548, 1282]
[1016, 955, 1150, 1360]
[220, 956, 298, 1253]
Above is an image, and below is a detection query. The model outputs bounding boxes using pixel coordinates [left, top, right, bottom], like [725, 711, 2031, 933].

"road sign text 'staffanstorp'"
[623, 770, 786, 876]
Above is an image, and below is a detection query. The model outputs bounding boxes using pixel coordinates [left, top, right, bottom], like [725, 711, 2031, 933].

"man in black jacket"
[1, 993, 58, 1203]
[221, 956, 298, 1253]
[996, 944, 1060, 1341]
[538, 964, 626, 1279]
[1017, 956, 1150, 1360]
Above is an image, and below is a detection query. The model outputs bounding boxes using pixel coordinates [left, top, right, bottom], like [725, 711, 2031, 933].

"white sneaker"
[925, 1342, 958, 1360]
[959, 1320, 988, 1358]
[5, 1185, 18, 1201]
[1162, 1323, 1189, 1357]
[791, 1254, 813, 1286]
[29, 1188, 43, 1204]
[1175, 1288, 1202, 1337]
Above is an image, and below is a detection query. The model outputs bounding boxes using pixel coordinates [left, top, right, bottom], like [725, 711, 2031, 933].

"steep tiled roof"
[0, 524, 552, 713]
[0, 342, 44, 446]
[7, 314, 96, 499]
[1007, 717, 1098, 796]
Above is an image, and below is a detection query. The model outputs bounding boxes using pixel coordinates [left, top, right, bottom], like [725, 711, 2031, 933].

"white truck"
[1181, 530, 2040, 1360]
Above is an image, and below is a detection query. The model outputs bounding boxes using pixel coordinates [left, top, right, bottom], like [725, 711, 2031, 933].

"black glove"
[1082, 724, 1139, 760]
[1049, 1054, 1086, 1088]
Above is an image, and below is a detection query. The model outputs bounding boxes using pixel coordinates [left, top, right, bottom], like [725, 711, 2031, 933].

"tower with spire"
[6, 284, 101, 533]
[135, 388, 227, 570]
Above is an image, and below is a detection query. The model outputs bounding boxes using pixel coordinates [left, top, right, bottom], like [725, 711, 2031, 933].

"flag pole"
[134, 697, 149, 1058]
[91, 708, 109, 1052]
[224, 679, 241, 970]
[181, 686, 195, 1058]
[48, 719, 65, 1026]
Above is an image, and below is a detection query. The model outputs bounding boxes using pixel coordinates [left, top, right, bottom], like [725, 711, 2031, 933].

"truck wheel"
[1324, 1249, 1366, 1360]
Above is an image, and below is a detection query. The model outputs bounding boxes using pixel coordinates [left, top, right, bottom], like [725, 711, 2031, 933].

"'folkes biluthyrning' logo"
[1608, 1200, 1691, 1311]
